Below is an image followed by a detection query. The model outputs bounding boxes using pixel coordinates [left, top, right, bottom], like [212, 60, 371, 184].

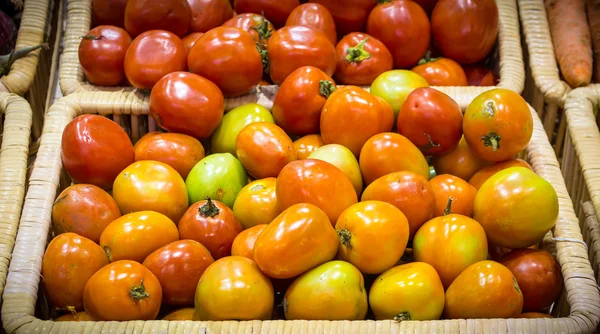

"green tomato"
[186, 153, 248, 208]
[370, 70, 429, 121]
[210, 103, 274, 156]
[308, 144, 363, 196]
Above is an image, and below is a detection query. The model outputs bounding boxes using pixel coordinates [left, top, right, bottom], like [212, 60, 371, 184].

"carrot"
[545, 0, 593, 87]
[588, 0, 600, 83]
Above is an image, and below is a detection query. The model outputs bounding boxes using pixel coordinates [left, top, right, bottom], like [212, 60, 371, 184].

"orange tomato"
[163, 308, 197, 320]
[112, 161, 189, 223]
[42, 233, 109, 310]
[361, 171, 435, 238]
[519, 312, 554, 319]
[55, 311, 94, 321]
[232, 178, 278, 229]
[336, 201, 409, 274]
[83, 260, 162, 321]
[431, 137, 491, 182]
[99, 211, 179, 263]
[429, 174, 477, 217]
[293, 134, 325, 159]
[254, 203, 339, 279]
[359, 132, 430, 185]
[182, 32, 204, 54]
[411, 54, 468, 86]
[469, 158, 533, 189]
[194, 256, 274, 320]
[231, 224, 268, 261]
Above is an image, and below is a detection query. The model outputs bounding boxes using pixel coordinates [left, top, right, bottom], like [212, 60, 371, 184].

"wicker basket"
[57, 0, 525, 109]
[1, 89, 599, 334]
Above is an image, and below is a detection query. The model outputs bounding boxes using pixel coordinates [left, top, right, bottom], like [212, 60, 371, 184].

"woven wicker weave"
[2, 89, 598, 333]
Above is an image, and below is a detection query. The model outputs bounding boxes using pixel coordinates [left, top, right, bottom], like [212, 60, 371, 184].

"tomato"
[231, 224, 268, 260]
[55, 311, 94, 321]
[336, 201, 409, 274]
[284, 260, 368, 320]
[474, 167, 558, 248]
[182, 32, 204, 53]
[500, 249, 563, 312]
[185, 153, 249, 207]
[124, 0, 191, 37]
[42, 233, 109, 310]
[411, 54, 468, 86]
[194, 256, 274, 320]
[254, 203, 338, 278]
[285, 3, 336, 44]
[178, 198, 243, 259]
[276, 159, 358, 224]
[143, 240, 214, 306]
[464, 65, 497, 86]
[359, 132, 430, 185]
[83, 260, 162, 321]
[92, 0, 127, 27]
[309, 0, 377, 37]
[61, 115, 134, 190]
[429, 174, 477, 217]
[308, 144, 363, 196]
[162, 308, 197, 320]
[444, 260, 523, 319]
[188, 0, 233, 33]
[397, 87, 462, 156]
[361, 171, 435, 238]
[79, 26, 131, 86]
[124, 30, 187, 90]
[233, 178, 278, 229]
[369, 262, 444, 320]
[320, 86, 394, 156]
[112, 161, 189, 222]
[133, 132, 205, 179]
[334, 32, 393, 86]
[188, 27, 262, 97]
[366, 0, 430, 69]
[268, 26, 337, 84]
[293, 134, 324, 159]
[519, 312, 554, 319]
[414, 0, 438, 14]
[463, 89, 533, 162]
[272, 66, 336, 136]
[431, 137, 491, 182]
[370, 70, 429, 120]
[222, 13, 275, 46]
[52, 184, 121, 243]
[211, 103, 274, 156]
[469, 159, 533, 190]
[235, 122, 297, 179]
[233, 0, 299, 28]
[431, 0, 498, 65]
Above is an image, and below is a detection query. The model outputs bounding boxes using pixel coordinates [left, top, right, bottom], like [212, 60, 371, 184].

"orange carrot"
[546, 0, 593, 87]
[588, 0, 600, 82]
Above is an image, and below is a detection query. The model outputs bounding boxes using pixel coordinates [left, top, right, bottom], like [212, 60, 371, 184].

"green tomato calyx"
[129, 279, 150, 302]
[393, 311, 411, 321]
[481, 132, 501, 151]
[443, 197, 454, 216]
[319, 80, 336, 98]
[337, 228, 352, 249]
[199, 196, 220, 218]
[346, 38, 371, 63]
[417, 50, 440, 65]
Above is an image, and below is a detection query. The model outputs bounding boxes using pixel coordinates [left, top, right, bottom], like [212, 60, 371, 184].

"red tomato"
[61, 115, 134, 190]
[92, 0, 127, 27]
[397, 87, 462, 156]
[429, 174, 477, 217]
[464, 65, 497, 86]
[231, 224, 268, 261]
[366, 0, 430, 68]
[124, 30, 187, 90]
[469, 159, 533, 190]
[178, 198, 243, 259]
[79, 26, 131, 86]
[432, 137, 492, 182]
[149, 72, 224, 140]
[411, 54, 468, 86]
[309, 0, 377, 37]
[285, 3, 337, 45]
[414, 0, 439, 14]
[124, 0, 191, 38]
[222, 13, 275, 46]
[431, 0, 498, 64]
[272, 66, 336, 136]
[293, 134, 324, 159]
[182, 32, 204, 54]
[233, 0, 300, 28]
[188, 27, 263, 97]
[268, 26, 337, 84]
[334, 32, 393, 86]
[188, 0, 234, 33]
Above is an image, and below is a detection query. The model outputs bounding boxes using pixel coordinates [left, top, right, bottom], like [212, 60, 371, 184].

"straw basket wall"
[1, 89, 599, 333]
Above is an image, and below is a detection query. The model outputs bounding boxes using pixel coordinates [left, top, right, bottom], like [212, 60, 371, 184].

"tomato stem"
[103, 245, 112, 262]
[319, 80, 336, 98]
[82, 35, 105, 41]
[393, 311, 411, 321]
[481, 132, 501, 151]
[255, 42, 270, 76]
[337, 228, 352, 249]
[199, 196, 220, 218]
[250, 16, 273, 42]
[129, 279, 151, 302]
[377, 0, 392, 4]
[417, 50, 440, 65]
[0, 43, 48, 76]
[345, 38, 371, 63]
[443, 197, 454, 216]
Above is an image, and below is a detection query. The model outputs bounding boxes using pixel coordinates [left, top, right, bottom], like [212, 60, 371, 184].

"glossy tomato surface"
[232, 178, 279, 229]
[309, 0, 377, 37]
[432, 137, 491, 182]
[369, 70, 429, 120]
[55, 311, 95, 322]
[308, 144, 363, 196]
[222, 13, 275, 46]
[182, 32, 204, 53]
[79, 25, 131, 86]
[429, 174, 477, 217]
[92, 0, 127, 27]
[293, 134, 325, 159]
[124, 0, 191, 37]
[188, 0, 233, 33]
[469, 158, 533, 189]
[233, 0, 299, 27]
[334, 32, 393, 86]
[464, 65, 498, 86]
[231, 224, 268, 261]
[285, 3, 336, 44]
[411, 55, 468, 86]
[162, 308, 197, 320]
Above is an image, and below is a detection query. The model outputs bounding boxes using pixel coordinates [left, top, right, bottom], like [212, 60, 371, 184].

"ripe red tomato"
[124, 0, 191, 37]
[267, 26, 337, 84]
[464, 65, 497, 86]
[231, 224, 268, 261]
[469, 158, 533, 189]
[178, 198, 243, 259]
[188, 0, 233, 33]
[431, 0, 498, 64]
[233, 0, 300, 28]
[321, 86, 394, 156]
[52, 184, 121, 243]
[397, 87, 462, 156]
[143, 240, 215, 306]
[432, 137, 492, 182]
[83, 260, 162, 321]
[411, 54, 468, 86]
[429, 174, 477, 217]
[182, 32, 204, 54]
[272, 66, 336, 136]
[79, 26, 131, 86]
[188, 27, 263, 97]
[61, 115, 134, 190]
[92, 0, 127, 27]
[124, 30, 187, 90]
[42, 233, 109, 310]
[285, 3, 337, 45]
[366, 0, 430, 68]
[232, 178, 279, 229]
[222, 13, 275, 46]
[309, 0, 377, 37]
[276, 159, 358, 225]
[293, 134, 324, 159]
[334, 32, 393, 86]
[149, 72, 224, 140]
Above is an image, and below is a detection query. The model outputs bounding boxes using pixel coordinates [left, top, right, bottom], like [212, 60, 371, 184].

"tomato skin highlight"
[232, 178, 279, 229]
